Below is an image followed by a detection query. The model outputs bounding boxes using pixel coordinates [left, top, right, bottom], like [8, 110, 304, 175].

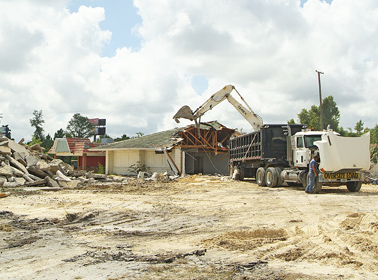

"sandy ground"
[1, 175, 378, 279]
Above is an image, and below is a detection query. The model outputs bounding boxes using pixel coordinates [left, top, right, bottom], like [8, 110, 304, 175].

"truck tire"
[239, 166, 245, 181]
[275, 167, 284, 187]
[265, 167, 279, 187]
[256, 167, 266, 186]
[301, 171, 308, 188]
[346, 181, 362, 192]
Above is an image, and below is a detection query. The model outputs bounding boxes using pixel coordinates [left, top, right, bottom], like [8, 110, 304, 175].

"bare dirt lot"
[1, 175, 378, 279]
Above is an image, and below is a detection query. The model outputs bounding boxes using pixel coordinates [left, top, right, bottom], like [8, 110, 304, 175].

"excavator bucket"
[173, 105, 194, 123]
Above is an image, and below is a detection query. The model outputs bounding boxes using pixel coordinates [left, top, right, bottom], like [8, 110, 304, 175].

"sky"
[1, 0, 378, 142]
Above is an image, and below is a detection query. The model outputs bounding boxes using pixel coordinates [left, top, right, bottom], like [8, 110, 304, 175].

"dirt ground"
[1, 175, 378, 280]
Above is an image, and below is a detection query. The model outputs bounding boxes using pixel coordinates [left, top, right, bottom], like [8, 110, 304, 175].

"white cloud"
[1, 0, 378, 141]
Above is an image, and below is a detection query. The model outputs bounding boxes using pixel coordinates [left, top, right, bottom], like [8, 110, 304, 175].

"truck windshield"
[304, 135, 322, 148]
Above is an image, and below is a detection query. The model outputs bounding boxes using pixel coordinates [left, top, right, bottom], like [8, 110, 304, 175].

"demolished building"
[91, 121, 236, 176]
[49, 138, 105, 171]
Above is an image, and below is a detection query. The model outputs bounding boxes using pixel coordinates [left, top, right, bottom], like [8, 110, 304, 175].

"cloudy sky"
[1, 0, 377, 141]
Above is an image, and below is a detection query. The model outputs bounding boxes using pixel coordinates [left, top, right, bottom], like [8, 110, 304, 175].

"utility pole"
[316, 70, 324, 130]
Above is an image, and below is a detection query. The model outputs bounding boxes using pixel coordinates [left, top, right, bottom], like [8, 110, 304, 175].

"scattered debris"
[0, 137, 179, 191]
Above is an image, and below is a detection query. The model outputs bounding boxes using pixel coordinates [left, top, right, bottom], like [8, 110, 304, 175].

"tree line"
[29, 110, 143, 152]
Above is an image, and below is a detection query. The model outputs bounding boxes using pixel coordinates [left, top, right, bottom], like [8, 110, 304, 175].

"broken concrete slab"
[87, 173, 107, 180]
[14, 152, 27, 165]
[14, 177, 26, 185]
[3, 181, 22, 188]
[28, 173, 42, 181]
[72, 170, 87, 177]
[26, 155, 40, 168]
[57, 179, 80, 189]
[7, 138, 29, 155]
[30, 143, 45, 153]
[0, 146, 11, 155]
[36, 160, 50, 171]
[41, 154, 53, 161]
[45, 176, 60, 188]
[25, 179, 47, 187]
[6, 154, 28, 174]
[10, 166, 24, 177]
[23, 173, 35, 183]
[0, 165, 13, 176]
[27, 166, 48, 179]
[0, 176, 7, 185]
[48, 159, 66, 175]
[0, 140, 8, 146]
[56, 170, 71, 182]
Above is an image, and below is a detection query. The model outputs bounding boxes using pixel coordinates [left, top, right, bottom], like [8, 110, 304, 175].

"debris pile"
[0, 137, 107, 190]
[0, 137, 178, 191]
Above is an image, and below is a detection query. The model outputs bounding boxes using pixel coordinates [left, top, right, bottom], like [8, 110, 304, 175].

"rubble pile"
[0, 137, 109, 190]
[0, 137, 178, 191]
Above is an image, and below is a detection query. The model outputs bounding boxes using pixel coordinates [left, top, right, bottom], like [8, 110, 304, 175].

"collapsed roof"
[91, 121, 235, 153]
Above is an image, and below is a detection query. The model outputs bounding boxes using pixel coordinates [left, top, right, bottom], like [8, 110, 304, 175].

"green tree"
[114, 134, 130, 142]
[54, 128, 66, 139]
[354, 120, 364, 136]
[30, 110, 45, 141]
[42, 134, 54, 152]
[297, 96, 340, 131]
[287, 118, 296, 124]
[28, 135, 43, 146]
[370, 124, 378, 144]
[298, 105, 321, 130]
[66, 113, 94, 138]
[322, 96, 340, 130]
[337, 126, 349, 137]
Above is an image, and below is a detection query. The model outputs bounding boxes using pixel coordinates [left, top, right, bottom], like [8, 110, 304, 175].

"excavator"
[173, 85, 263, 131]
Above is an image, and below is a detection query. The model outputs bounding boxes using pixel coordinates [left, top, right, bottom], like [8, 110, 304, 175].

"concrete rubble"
[0, 137, 178, 192]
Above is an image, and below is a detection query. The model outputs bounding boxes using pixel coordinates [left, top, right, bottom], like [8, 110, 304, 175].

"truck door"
[294, 136, 308, 168]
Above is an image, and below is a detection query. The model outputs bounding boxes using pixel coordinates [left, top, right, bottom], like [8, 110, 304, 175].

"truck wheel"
[275, 167, 284, 186]
[256, 167, 266, 186]
[346, 181, 362, 192]
[239, 166, 245, 181]
[265, 167, 278, 187]
[301, 171, 309, 188]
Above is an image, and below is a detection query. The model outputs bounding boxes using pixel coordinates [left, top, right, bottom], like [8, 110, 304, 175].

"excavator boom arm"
[173, 85, 263, 131]
[225, 94, 262, 131]
[192, 85, 234, 118]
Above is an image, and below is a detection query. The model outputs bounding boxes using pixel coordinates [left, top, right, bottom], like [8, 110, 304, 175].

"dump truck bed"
[229, 124, 304, 164]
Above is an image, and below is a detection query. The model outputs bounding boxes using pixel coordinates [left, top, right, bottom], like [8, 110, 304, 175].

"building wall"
[110, 150, 139, 175]
[144, 150, 176, 174]
[105, 149, 181, 176]
[105, 148, 228, 176]
[184, 151, 229, 175]
[78, 156, 105, 170]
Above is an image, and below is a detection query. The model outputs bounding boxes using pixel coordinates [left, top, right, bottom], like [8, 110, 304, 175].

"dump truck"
[174, 85, 371, 192]
[229, 124, 370, 192]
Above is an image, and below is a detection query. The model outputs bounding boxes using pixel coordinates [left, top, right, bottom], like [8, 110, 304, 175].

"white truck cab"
[292, 130, 325, 168]
[291, 128, 370, 192]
